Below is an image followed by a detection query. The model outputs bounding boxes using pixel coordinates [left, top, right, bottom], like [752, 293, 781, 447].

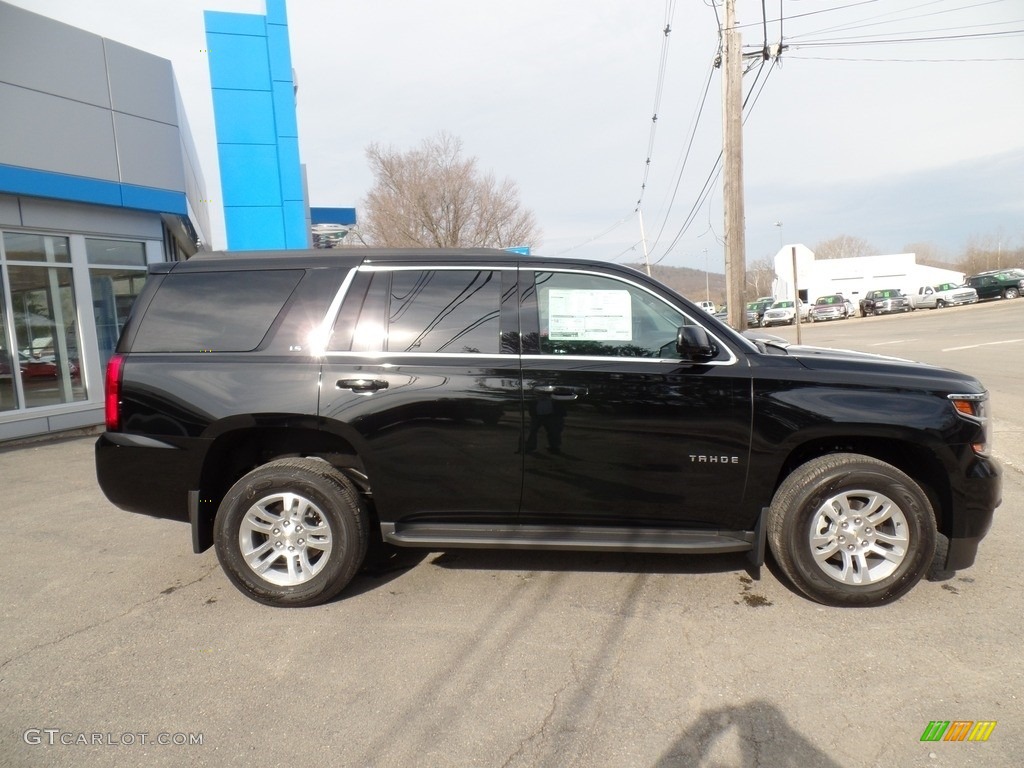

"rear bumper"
[95, 432, 204, 522]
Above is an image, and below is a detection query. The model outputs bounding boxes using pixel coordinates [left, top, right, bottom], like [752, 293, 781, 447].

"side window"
[133, 270, 303, 352]
[388, 270, 500, 354]
[533, 271, 688, 358]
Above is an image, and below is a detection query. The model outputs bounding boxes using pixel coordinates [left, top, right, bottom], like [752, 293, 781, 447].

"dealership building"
[772, 246, 965, 305]
[0, 0, 320, 443]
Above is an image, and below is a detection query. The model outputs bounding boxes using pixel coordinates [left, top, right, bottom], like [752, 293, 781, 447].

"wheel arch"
[192, 425, 372, 552]
[770, 436, 953, 537]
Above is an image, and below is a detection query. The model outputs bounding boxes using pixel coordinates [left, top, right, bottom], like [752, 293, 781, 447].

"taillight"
[105, 354, 125, 431]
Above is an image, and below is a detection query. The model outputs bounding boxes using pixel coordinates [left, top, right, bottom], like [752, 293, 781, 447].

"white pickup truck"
[910, 282, 979, 310]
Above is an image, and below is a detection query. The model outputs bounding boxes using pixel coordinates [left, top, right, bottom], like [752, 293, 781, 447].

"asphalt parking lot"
[1, 300, 1021, 767]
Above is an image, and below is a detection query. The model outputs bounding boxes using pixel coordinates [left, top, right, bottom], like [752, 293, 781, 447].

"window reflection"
[0, 287, 16, 412]
[90, 269, 147, 368]
[388, 270, 500, 354]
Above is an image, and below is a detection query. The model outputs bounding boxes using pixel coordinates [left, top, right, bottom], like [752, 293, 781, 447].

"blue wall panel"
[276, 137, 302, 200]
[205, 1, 306, 251]
[271, 81, 298, 137]
[225, 206, 285, 251]
[265, 0, 289, 26]
[219, 145, 281, 207]
[0, 163, 185, 215]
[266, 24, 293, 82]
[207, 32, 271, 91]
[212, 90, 277, 144]
[204, 11, 266, 36]
[282, 200, 308, 248]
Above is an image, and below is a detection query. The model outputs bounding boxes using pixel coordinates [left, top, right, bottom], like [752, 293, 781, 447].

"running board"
[380, 522, 755, 555]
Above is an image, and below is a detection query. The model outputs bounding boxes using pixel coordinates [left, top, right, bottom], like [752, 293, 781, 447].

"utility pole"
[722, 0, 747, 330]
[638, 208, 652, 276]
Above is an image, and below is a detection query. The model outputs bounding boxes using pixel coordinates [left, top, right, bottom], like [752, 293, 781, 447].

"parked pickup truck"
[860, 289, 911, 316]
[95, 249, 1001, 609]
[910, 283, 979, 310]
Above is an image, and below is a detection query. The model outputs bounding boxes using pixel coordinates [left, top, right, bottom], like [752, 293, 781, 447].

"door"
[320, 266, 524, 525]
[519, 267, 753, 531]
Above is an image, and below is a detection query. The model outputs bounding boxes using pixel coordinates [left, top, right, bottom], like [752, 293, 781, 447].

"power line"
[635, 0, 678, 212]
[793, 28, 1024, 47]
[787, 53, 1024, 62]
[789, 0, 1013, 40]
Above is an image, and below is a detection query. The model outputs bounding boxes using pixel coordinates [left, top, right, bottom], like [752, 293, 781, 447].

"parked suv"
[96, 249, 1000, 608]
[808, 295, 850, 322]
[744, 298, 775, 327]
[965, 269, 1024, 301]
[761, 299, 806, 327]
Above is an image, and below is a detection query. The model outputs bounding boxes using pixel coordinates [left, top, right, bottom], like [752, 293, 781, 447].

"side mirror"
[676, 325, 716, 362]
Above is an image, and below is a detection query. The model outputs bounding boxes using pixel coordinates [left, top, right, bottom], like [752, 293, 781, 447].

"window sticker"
[547, 289, 632, 341]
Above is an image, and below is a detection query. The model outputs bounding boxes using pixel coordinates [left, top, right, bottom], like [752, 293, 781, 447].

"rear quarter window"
[131, 270, 304, 352]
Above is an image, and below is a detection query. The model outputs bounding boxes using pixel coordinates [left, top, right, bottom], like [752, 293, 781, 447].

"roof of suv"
[156, 248, 636, 274]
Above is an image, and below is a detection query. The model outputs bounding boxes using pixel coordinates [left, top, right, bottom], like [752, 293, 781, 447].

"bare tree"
[745, 257, 775, 298]
[957, 233, 1020, 275]
[813, 235, 875, 260]
[902, 241, 954, 268]
[361, 132, 541, 249]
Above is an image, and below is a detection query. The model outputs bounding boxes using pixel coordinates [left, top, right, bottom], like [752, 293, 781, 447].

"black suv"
[96, 249, 1001, 608]
[965, 269, 1024, 300]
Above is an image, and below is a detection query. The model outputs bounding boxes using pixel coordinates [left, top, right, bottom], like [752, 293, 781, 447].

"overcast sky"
[11, 0, 1024, 273]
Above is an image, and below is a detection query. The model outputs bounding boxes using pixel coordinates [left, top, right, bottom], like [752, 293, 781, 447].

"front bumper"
[945, 455, 1001, 569]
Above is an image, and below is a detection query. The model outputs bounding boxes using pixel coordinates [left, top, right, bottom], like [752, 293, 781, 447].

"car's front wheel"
[1005, 287, 1020, 299]
[767, 453, 936, 606]
[214, 458, 368, 607]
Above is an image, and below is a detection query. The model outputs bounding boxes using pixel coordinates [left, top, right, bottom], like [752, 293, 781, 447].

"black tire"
[214, 458, 368, 607]
[766, 454, 936, 606]
[1005, 287, 1020, 299]
[935, 299, 946, 309]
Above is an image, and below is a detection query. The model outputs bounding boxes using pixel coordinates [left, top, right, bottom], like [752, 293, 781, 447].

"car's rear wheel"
[767, 453, 936, 606]
[214, 458, 368, 607]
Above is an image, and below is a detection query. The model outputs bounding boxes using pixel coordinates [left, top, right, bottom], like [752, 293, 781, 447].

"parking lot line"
[942, 339, 1024, 352]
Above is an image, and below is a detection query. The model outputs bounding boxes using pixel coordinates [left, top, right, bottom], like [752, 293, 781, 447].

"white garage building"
[772, 246, 965, 306]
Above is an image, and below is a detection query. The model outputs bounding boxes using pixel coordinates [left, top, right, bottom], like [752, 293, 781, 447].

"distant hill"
[624, 263, 727, 307]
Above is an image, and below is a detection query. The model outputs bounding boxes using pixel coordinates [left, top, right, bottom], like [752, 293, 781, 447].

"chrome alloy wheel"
[238, 492, 333, 586]
[808, 489, 909, 585]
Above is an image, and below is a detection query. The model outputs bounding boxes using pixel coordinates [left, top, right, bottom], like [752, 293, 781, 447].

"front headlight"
[949, 393, 991, 456]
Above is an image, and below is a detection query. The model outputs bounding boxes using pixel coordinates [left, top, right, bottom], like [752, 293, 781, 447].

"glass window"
[0, 287, 16, 412]
[90, 269, 148, 367]
[3, 232, 70, 263]
[86, 239, 147, 267]
[132, 270, 303, 352]
[387, 270, 500, 354]
[534, 271, 688, 358]
[7, 259, 86, 408]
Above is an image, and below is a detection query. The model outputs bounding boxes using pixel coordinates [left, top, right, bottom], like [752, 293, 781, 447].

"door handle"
[533, 384, 587, 400]
[337, 378, 389, 393]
